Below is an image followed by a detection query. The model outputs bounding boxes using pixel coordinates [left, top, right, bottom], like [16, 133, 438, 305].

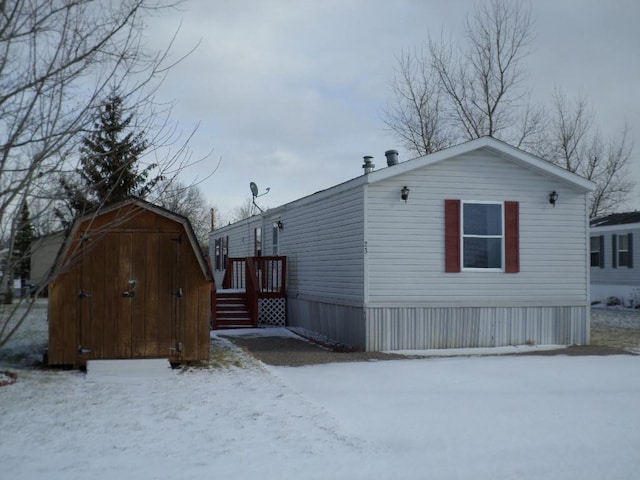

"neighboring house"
[48, 197, 212, 367]
[30, 230, 67, 294]
[590, 212, 639, 304]
[210, 136, 595, 351]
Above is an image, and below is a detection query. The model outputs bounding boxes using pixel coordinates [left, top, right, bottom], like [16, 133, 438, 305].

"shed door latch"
[123, 279, 137, 297]
[78, 290, 92, 299]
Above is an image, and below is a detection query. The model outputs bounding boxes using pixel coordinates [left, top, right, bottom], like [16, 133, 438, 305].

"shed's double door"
[77, 231, 183, 360]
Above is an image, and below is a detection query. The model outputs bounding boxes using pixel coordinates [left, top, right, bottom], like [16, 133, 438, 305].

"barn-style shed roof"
[55, 197, 212, 281]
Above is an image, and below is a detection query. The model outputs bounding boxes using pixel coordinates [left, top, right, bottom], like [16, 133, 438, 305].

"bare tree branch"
[382, 0, 635, 217]
[0, 0, 195, 347]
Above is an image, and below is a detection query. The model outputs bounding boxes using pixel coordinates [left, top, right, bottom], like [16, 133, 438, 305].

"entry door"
[77, 231, 182, 360]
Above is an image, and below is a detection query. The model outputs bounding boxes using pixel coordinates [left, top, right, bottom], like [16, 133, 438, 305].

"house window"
[254, 227, 262, 257]
[223, 235, 228, 267]
[272, 223, 279, 255]
[613, 233, 633, 268]
[445, 199, 519, 273]
[214, 236, 229, 270]
[462, 202, 503, 269]
[590, 236, 604, 268]
[214, 238, 221, 270]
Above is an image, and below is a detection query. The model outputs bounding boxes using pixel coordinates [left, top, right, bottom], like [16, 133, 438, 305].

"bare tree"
[227, 197, 270, 223]
[384, 49, 452, 156]
[0, 0, 194, 347]
[387, 0, 541, 151]
[541, 91, 634, 218]
[229, 198, 254, 222]
[434, 0, 536, 143]
[155, 180, 217, 247]
[383, 0, 634, 215]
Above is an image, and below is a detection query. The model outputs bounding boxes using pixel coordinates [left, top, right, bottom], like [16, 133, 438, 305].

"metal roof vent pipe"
[362, 156, 375, 174]
[385, 149, 399, 166]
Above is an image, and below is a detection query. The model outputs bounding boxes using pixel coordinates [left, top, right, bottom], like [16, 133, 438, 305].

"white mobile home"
[210, 137, 595, 351]
[590, 212, 639, 304]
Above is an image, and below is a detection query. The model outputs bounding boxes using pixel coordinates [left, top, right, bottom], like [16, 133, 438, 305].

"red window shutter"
[504, 201, 520, 273]
[444, 199, 461, 272]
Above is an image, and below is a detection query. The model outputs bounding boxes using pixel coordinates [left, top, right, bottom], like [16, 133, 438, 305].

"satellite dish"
[248, 181, 270, 214]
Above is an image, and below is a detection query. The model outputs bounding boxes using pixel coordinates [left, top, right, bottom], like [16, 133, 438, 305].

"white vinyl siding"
[365, 151, 590, 306]
[280, 186, 365, 304]
[211, 186, 365, 304]
[209, 216, 262, 285]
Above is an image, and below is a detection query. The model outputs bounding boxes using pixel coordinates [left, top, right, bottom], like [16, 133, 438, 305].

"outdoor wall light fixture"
[276, 220, 284, 230]
[548, 191, 558, 207]
[401, 186, 410, 202]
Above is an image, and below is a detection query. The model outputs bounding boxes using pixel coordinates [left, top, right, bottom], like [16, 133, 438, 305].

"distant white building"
[210, 136, 595, 351]
[30, 231, 66, 293]
[590, 212, 639, 305]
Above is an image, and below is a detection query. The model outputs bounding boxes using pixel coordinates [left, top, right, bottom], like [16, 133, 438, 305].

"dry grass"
[591, 309, 640, 353]
[591, 325, 640, 352]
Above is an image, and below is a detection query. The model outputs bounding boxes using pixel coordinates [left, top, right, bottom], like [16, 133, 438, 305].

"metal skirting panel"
[288, 297, 366, 350]
[365, 306, 589, 351]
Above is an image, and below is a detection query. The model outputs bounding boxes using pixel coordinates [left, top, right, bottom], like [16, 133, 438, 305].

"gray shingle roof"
[591, 211, 640, 227]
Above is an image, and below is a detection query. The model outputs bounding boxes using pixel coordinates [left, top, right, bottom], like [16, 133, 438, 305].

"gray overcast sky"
[146, 0, 640, 218]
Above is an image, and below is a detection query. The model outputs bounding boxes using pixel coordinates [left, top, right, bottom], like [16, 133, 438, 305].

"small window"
[223, 236, 228, 267]
[254, 227, 262, 257]
[214, 238, 221, 270]
[272, 223, 279, 255]
[618, 234, 630, 267]
[590, 236, 602, 268]
[462, 202, 503, 270]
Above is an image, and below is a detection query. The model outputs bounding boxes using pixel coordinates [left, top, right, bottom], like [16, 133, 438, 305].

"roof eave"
[366, 137, 596, 193]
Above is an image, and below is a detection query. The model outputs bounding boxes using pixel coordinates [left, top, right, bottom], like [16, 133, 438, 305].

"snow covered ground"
[1, 303, 640, 479]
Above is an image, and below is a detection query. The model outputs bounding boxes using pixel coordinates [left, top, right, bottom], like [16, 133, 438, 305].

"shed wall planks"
[48, 202, 211, 366]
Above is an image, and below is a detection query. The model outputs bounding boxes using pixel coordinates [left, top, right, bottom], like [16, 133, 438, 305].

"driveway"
[218, 309, 639, 367]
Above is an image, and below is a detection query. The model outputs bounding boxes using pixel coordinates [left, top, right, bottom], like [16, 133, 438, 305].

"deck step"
[214, 290, 253, 329]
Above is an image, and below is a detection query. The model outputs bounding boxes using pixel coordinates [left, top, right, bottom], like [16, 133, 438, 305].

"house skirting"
[591, 284, 640, 306]
[288, 300, 589, 352]
[365, 305, 589, 351]
[287, 297, 366, 350]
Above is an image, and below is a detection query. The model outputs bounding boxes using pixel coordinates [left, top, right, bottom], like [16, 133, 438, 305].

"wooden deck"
[212, 257, 286, 329]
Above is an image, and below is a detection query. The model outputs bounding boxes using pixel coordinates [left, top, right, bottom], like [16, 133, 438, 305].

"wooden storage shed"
[48, 197, 212, 367]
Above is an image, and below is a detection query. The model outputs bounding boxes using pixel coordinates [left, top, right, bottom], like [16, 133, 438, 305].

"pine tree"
[57, 92, 160, 222]
[14, 202, 34, 282]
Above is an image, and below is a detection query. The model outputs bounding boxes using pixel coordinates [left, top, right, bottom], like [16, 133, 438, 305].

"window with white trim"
[214, 236, 228, 270]
[272, 223, 279, 255]
[590, 236, 603, 268]
[254, 227, 262, 257]
[462, 202, 503, 270]
[617, 234, 630, 267]
[214, 238, 221, 270]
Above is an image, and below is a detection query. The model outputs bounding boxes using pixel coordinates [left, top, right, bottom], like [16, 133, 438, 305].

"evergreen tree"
[57, 92, 160, 222]
[14, 202, 34, 282]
